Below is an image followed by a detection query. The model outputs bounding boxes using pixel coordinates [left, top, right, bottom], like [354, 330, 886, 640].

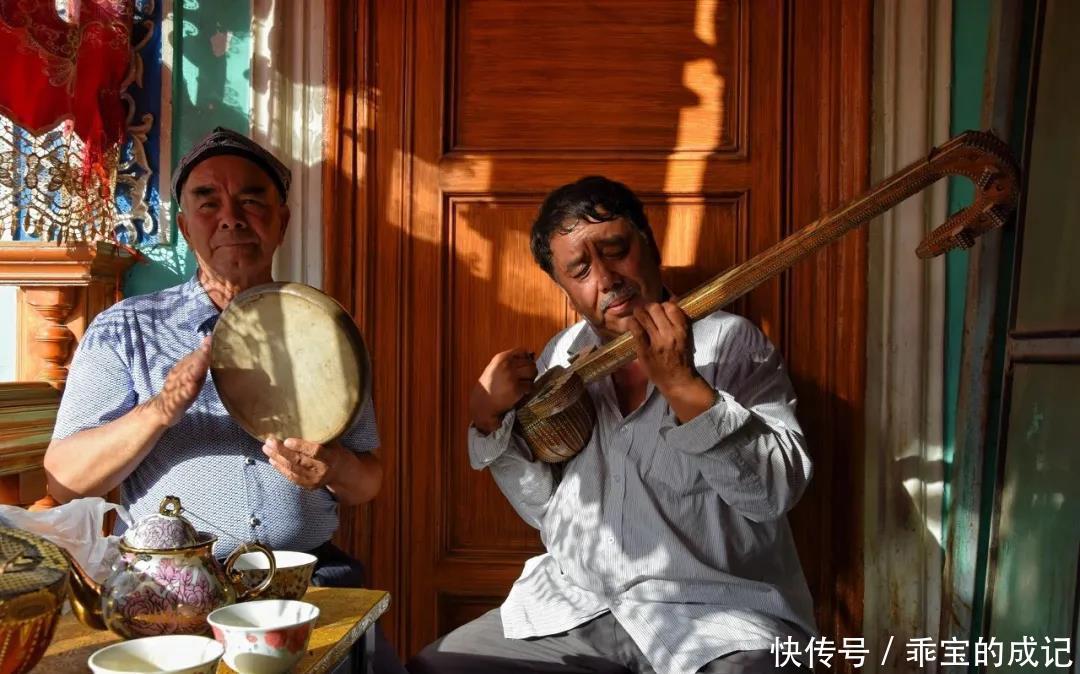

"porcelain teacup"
[208, 599, 319, 674]
[88, 634, 225, 674]
[232, 550, 317, 600]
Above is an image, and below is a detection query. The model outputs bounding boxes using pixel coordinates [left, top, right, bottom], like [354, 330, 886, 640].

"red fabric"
[0, 0, 133, 175]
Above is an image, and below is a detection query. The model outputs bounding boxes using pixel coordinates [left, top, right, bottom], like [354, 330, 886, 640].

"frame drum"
[210, 283, 371, 444]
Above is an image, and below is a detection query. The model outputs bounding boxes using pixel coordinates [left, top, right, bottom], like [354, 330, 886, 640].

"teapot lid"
[122, 496, 201, 550]
[0, 527, 68, 601]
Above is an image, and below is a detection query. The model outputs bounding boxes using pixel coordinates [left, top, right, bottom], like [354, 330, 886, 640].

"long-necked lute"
[517, 129, 1020, 463]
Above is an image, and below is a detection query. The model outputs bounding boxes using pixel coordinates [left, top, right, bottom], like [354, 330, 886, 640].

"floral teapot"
[64, 496, 276, 639]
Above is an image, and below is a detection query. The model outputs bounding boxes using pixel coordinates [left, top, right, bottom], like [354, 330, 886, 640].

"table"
[31, 587, 390, 674]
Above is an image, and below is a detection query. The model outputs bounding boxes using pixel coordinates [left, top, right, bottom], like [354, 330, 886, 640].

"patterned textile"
[0, 0, 133, 173]
[53, 275, 379, 556]
[172, 127, 291, 203]
[469, 310, 817, 674]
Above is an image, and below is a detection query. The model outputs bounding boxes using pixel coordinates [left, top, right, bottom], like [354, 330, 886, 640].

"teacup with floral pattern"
[232, 550, 317, 600]
[208, 599, 319, 674]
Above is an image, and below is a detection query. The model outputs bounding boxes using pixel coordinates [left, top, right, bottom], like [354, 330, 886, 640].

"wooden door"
[325, 0, 870, 662]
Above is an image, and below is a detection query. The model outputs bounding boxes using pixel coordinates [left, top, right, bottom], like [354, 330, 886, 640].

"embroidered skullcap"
[172, 127, 291, 203]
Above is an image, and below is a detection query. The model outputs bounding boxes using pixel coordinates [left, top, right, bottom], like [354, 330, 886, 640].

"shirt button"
[245, 457, 255, 466]
[608, 535, 615, 543]
[613, 599, 622, 607]
[249, 516, 260, 527]
[613, 475, 622, 483]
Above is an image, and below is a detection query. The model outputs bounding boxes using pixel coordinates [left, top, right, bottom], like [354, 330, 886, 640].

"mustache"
[600, 285, 638, 312]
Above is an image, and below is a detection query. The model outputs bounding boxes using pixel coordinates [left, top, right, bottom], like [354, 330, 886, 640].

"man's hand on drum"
[469, 348, 538, 435]
[262, 437, 342, 490]
[147, 336, 212, 428]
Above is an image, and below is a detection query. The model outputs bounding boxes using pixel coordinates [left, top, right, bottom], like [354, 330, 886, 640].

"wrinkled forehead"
[182, 155, 279, 199]
[559, 214, 635, 239]
[551, 216, 638, 250]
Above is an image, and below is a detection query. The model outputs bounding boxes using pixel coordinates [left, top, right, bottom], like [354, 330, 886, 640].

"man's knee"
[406, 609, 503, 673]
[406, 642, 445, 674]
[407, 635, 484, 674]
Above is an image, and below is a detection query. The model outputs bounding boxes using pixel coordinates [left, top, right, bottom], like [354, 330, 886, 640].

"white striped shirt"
[469, 310, 817, 674]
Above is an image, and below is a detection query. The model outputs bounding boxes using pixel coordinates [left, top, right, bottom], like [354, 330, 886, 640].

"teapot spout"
[58, 547, 107, 630]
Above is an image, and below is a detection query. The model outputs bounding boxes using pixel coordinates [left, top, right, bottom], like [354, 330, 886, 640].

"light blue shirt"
[53, 275, 379, 556]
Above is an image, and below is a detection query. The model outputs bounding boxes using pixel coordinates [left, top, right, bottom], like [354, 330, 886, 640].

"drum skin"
[210, 283, 371, 444]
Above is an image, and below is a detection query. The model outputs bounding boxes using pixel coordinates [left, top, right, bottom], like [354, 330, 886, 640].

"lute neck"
[570, 130, 1017, 384]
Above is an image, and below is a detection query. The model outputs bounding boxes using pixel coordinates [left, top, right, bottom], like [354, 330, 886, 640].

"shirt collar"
[566, 320, 602, 360]
[179, 273, 222, 335]
[567, 308, 664, 419]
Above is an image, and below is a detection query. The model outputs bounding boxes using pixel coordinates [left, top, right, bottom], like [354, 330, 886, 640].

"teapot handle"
[225, 542, 277, 600]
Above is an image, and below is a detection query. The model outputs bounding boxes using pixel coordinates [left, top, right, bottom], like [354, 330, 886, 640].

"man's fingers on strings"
[646, 302, 675, 332]
[633, 307, 661, 341]
[662, 301, 688, 331]
[626, 316, 648, 343]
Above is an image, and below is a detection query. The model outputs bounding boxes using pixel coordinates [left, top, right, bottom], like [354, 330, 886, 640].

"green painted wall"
[987, 366, 1080, 671]
[943, 0, 989, 546]
[986, 0, 1079, 661]
[123, 0, 253, 296]
[946, 0, 1040, 648]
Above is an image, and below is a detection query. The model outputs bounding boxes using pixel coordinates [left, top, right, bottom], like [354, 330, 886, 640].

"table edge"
[303, 592, 391, 674]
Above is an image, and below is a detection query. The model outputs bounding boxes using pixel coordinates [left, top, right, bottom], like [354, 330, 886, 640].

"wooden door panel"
[437, 593, 504, 637]
[450, 0, 746, 153]
[647, 195, 749, 318]
[446, 198, 567, 556]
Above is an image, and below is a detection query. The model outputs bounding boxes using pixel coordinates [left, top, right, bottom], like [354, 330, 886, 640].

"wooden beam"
[0, 382, 59, 505]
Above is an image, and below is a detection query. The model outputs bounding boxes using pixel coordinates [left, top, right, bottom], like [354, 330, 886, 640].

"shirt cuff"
[659, 389, 751, 455]
[468, 410, 519, 468]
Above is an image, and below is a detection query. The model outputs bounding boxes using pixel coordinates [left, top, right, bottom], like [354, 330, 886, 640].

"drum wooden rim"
[210, 282, 371, 444]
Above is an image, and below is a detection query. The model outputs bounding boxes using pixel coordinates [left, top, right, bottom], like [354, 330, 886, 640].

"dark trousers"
[307, 541, 407, 674]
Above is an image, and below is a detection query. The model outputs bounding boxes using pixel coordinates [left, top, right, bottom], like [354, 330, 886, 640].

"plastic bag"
[0, 497, 131, 584]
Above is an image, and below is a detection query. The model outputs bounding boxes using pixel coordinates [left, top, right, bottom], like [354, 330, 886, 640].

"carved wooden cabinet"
[0, 242, 136, 388]
[0, 241, 136, 505]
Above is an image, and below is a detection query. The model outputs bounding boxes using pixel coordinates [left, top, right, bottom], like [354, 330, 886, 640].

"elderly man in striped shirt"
[412, 176, 814, 674]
